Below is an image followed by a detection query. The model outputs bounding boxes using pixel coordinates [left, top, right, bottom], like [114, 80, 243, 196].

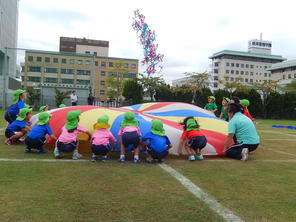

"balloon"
[132, 9, 164, 76]
[30, 103, 228, 156]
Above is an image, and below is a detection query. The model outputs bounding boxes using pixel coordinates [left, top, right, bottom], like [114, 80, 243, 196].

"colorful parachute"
[30, 102, 228, 156]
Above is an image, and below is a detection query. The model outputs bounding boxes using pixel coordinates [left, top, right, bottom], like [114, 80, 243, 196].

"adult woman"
[223, 103, 260, 161]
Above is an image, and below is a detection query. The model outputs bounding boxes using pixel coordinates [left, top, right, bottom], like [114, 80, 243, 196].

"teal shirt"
[228, 112, 260, 144]
[204, 103, 217, 111]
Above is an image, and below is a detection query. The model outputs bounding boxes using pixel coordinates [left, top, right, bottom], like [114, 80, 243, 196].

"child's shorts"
[91, 144, 111, 156]
[147, 148, 168, 160]
[57, 141, 77, 152]
[5, 129, 16, 138]
[188, 136, 207, 150]
[122, 131, 140, 148]
[5, 111, 16, 124]
[25, 137, 46, 150]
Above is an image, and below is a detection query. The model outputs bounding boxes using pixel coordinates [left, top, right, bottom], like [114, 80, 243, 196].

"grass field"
[0, 110, 296, 222]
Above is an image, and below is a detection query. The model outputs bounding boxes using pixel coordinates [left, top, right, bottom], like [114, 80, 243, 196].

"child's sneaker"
[118, 157, 125, 163]
[91, 156, 97, 162]
[196, 154, 204, 160]
[54, 147, 63, 158]
[37, 148, 48, 154]
[188, 155, 196, 161]
[24, 147, 31, 153]
[101, 157, 109, 162]
[133, 158, 141, 164]
[241, 148, 249, 161]
[72, 154, 80, 160]
[19, 136, 25, 142]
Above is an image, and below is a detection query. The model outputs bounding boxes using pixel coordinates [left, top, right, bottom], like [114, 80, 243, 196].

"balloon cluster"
[132, 9, 164, 76]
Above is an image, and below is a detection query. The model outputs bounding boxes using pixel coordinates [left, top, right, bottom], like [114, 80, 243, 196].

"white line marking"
[263, 148, 296, 158]
[159, 163, 244, 222]
[0, 158, 89, 162]
[263, 139, 296, 141]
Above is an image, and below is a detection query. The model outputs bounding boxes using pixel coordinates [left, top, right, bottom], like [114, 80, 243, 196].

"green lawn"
[1, 110, 296, 221]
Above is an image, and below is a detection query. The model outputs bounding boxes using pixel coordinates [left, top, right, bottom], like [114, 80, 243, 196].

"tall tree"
[122, 79, 143, 105]
[54, 88, 71, 107]
[219, 76, 244, 95]
[284, 80, 296, 92]
[26, 86, 41, 110]
[138, 73, 165, 101]
[106, 61, 129, 107]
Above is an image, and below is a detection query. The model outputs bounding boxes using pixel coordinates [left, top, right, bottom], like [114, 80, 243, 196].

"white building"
[209, 38, 286, 90]
[0, 0, 20, 108]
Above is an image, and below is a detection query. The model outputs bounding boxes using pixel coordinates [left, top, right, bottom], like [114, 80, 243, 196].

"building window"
[246, 64, 249, 68]
[231, 70, 234, 74]
[226, 70, 229, 74]
[109, 62, 113, 67]
[61, 79, 74, 84]
[77, 70, 91, 75]
[94, 52, 97, 56]
[100, 80, 105, 85]
[241, 64, 244, 68]
[101, 71, 106, 76]
[28, 76, 41, 82]
[86, 60, 90, 65]
[213, 83, 218, 88]
[77, 79, 90, 85]
[283, 75, 285, 79]
[78, 60, 82, 65]
[241, 71, 244, 75]
[95, 61, 98, 66]
[85, 51, 90, 54]
[62, 58, 67, 64]
[250, 79, 253, 83]
[45, 78, 58, 83]
[231, 63, 234, 67]
[100, 90, 105, 95]
[125, 63, 129, 68]
[131, 64, 137, 69]
[250, 72, 253, 76]
[245, 71, 249, 75]
[230, 77, 234, 81]
[250, 65, 254, 68]
[288, 74, 292, 79]
[214, 62, 219, 67]
[61, 68, 74, 74]
[264, 73, 267, 77]
[101, 61, 106, 67]
[37, 57, 42, 62]
[264, 66, 267, 69]
[53, 58, 59, 63]
[214, 76, 218, 81]
[226, 62, 230, 66]
[214, 69, 218, 74]
[28, 66, 41, 72]
[236, 63, 239, 67]
[28, 56, 33, 62]
[70, 59, 75, 64]
[294, 74, 296, 78]
[236, 71, 239, 74]
[269, 73, 271, 77]
[45, 57, 50, 63]
[245, 78, 248, 82]
[45, 67, 58, 73]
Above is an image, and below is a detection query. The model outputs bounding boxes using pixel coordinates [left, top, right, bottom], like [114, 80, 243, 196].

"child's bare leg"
[185, 145, 193, 155]
[9, 132, 25, 141]
[133, 145, 140, 162]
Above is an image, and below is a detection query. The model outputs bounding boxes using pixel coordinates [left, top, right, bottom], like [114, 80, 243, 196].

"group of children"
[3, 89, 256, 163]
[204, 95, 255, 121]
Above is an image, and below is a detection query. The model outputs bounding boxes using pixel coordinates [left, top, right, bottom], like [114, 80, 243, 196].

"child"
[178, 117, 207, 161]
[118, 111, 141, 163]
[204, 96, 218, 113]
[54, 110, 91, 160]
[90, 115, 116, 162]
[5, 89, 26, 124]
[240, 99, 255, 121]
[142, 119, 172, 163]
[5, 107, 32, 145]
[24, 112, 56, 153]
[39, 105, 49, 112]
[219, 97, 230, 121]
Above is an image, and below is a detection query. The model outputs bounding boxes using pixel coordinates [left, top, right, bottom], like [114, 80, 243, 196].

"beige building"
[209, 39, 286, 89]
[22, 50, 138, 105]
[267, 59, 296, 86]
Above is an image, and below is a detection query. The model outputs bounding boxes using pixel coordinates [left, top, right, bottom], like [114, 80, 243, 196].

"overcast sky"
[18, 0, 296, 84]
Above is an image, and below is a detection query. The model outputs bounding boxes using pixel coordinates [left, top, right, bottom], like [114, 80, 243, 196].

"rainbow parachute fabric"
[30, 102, 228, 156]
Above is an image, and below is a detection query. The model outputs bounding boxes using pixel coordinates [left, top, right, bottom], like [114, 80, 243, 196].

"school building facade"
[21, 50, 138, 107]
[267, 59, 296, 86]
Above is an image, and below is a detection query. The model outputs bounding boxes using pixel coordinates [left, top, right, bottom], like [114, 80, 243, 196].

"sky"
[17, 0, 296, 84]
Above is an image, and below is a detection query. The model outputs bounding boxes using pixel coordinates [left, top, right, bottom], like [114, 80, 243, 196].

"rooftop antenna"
[260, 33, 262, 40]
